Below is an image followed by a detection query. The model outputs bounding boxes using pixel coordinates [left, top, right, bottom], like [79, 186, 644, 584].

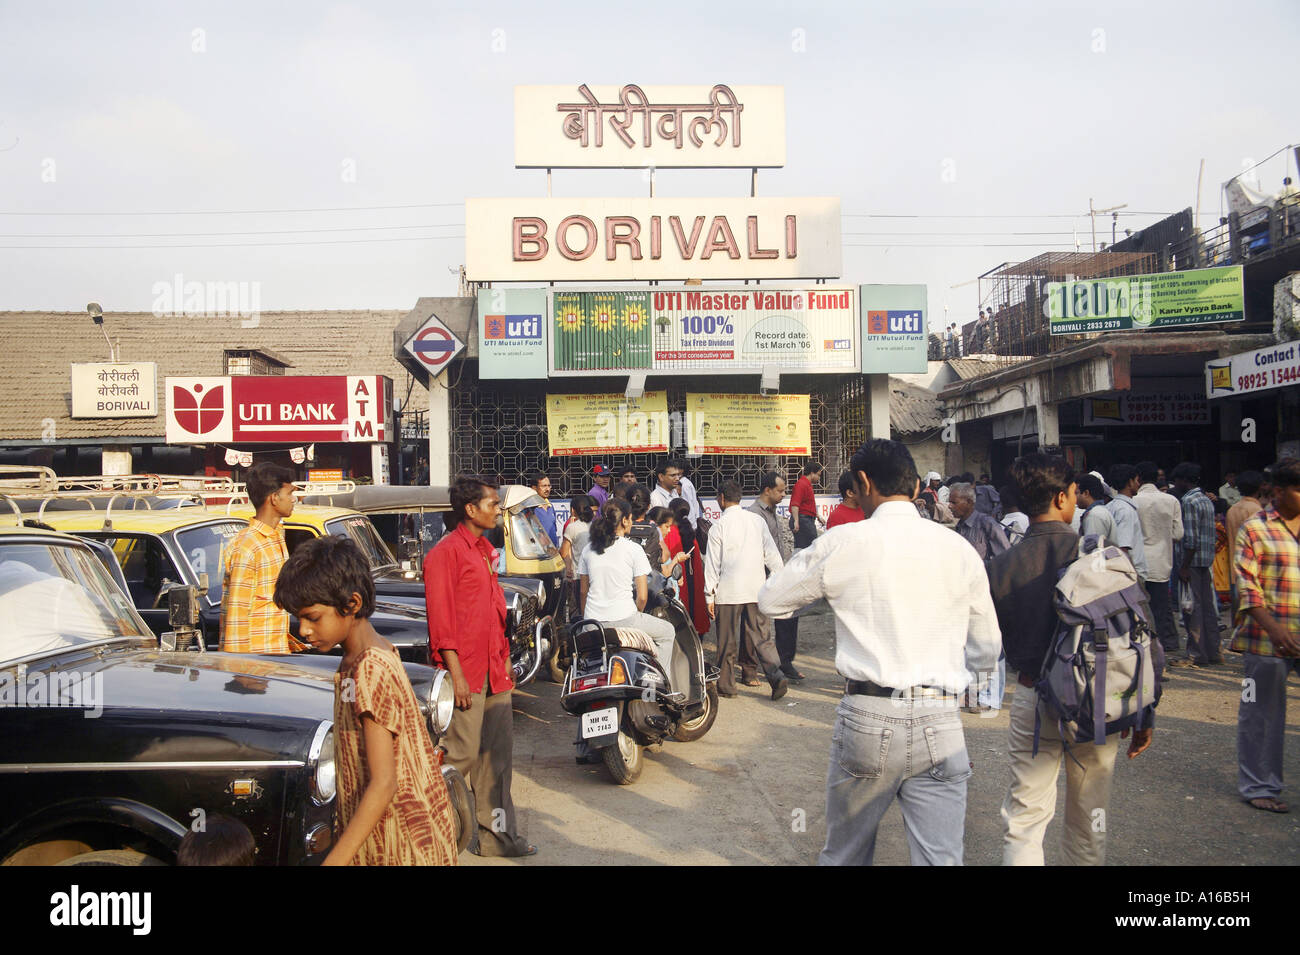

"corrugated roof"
[944, 355, 1033, 380]
[889, 377, 943, 434]
[0, 309, 425, 441]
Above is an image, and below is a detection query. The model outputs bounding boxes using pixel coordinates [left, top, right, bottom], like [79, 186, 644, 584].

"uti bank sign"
[165, 375, 392, 444]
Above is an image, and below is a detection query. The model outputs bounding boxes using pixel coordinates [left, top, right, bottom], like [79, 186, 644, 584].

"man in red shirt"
[827, 470, 866, 528]
[425, 476, 536, 857]
[790, 462, 824, 548]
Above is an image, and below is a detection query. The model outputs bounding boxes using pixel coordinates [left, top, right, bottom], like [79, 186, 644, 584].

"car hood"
[63, 644, 338, 721]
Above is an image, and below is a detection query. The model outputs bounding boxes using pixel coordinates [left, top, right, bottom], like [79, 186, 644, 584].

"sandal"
[1247, 797, 1289, 813]
[741, 676, 762, 687]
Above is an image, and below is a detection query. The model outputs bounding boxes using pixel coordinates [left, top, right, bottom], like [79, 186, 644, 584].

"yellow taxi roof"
[39, 507, 250, 534]
[226, 503, 361, 531]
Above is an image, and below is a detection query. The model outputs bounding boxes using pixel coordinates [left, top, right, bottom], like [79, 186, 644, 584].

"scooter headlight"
[428, 669, 456, 737]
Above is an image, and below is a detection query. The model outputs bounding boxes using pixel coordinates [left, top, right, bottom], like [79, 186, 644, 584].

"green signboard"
[552, 291, 654, 371]
[1046, 265, 1244, 335]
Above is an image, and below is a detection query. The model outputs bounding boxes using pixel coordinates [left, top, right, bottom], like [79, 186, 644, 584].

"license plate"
[581, 707, 618, 739]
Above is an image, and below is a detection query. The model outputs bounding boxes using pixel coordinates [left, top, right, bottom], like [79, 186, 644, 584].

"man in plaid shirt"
[1232, 459, 1300, 813]
[221, 462, 305, 654]
[1170, 462, 1222, 668]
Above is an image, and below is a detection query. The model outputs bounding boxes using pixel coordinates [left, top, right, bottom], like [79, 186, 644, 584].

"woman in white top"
[560, 494, 595, 580]
[578, 498, 679, 689]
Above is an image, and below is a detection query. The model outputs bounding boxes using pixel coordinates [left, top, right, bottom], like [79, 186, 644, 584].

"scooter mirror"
[671, 563, 683, 581]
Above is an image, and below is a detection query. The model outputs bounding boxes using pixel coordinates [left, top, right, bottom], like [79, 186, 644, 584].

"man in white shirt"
[648, 459, 683, 511]
[759, 439, 1001, 866]
[1134, 460, 1184, 654]
[705, 480, 787, 700]
[1106, 463, 1149, 586]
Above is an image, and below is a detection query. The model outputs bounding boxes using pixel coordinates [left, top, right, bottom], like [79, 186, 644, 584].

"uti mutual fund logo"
[483, 314, 543, 340]
[866, 310, 923, 335]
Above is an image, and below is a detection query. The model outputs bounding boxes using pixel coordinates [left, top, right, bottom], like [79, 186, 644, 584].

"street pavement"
[465, 609, 1300, 866]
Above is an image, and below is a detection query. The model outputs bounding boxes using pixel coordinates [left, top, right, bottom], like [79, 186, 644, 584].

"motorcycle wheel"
[601, 727, 643, 785]
[670, 683, 720, 742]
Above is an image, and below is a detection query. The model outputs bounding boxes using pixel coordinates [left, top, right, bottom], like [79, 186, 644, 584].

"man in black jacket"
[987, 454, 1153, 866]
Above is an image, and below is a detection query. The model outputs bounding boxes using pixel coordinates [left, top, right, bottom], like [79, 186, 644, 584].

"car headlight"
[428, 669, 455, 737]
[308, 720, 336, 805]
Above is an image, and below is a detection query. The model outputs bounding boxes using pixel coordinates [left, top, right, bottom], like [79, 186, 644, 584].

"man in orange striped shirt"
[221, 463, 304, 654]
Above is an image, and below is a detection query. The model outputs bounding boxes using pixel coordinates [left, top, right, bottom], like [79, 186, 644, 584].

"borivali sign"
[165, 376, 392, 444]
[514, 84, 786, 168]
[71, 362, 158, 418]
[466, 197, 842, 282]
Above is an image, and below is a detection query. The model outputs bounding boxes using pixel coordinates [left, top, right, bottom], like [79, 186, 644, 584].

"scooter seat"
[608, 627, 660, 655]
[569, 618, 659, 656]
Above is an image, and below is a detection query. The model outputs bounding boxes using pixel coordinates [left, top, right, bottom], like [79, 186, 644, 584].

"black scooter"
[559, 569, 720, 784]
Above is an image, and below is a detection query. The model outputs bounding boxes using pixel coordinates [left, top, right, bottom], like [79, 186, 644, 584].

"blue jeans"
[819, 693, 971, 866]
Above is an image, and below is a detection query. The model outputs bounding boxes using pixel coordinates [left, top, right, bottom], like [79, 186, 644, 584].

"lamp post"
[87, 302, 119, 362]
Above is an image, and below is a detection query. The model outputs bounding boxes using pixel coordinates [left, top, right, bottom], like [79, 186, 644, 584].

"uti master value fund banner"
[686, 393, 810, 455]
[546, 391, 669, 456]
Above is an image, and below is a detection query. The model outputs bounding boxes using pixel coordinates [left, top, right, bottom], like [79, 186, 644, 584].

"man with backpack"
[987, 454, 1154, 866]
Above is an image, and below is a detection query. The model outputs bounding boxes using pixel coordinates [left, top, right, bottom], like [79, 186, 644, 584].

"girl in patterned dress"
[275, 536, 459, 866]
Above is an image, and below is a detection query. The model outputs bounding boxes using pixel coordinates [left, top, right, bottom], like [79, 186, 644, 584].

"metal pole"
[1090, 198, 1097, 252]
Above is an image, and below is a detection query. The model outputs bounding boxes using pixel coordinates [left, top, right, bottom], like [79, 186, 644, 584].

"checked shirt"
[1230, 505, 1300, 658]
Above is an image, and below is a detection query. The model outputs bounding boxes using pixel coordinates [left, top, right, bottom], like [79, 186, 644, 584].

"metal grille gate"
[449, 364, 869, 496]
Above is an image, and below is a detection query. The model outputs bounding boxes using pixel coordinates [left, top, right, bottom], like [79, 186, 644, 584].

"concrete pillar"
[1036, 402, 1060, 447]
[102, 449, 132, 475]
[868, 374, 891, 440]
[427, 381, 451, 485]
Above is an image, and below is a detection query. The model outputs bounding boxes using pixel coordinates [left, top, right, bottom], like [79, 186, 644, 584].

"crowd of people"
[206, 444, 1298, 867]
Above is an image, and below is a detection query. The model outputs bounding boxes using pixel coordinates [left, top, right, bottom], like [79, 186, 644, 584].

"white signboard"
[71, 363, 158, 418]
[515, 84, 786, 168]
[466, 197, 841, 282]
[1081, 392, 1209, 427]
[1206, 341, 1300, 399]
[402, 313, 466, 379]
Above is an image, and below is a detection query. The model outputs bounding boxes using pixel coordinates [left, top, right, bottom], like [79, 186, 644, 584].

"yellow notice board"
[546, 391, 669, 456]
[687, 393, 810, 455]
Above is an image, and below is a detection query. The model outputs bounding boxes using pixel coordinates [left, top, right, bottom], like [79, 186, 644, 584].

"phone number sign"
[1206, 341, 1300, 399]
[1083, 392, 1209, 426]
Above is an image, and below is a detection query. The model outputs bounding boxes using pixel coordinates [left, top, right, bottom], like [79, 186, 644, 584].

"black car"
[0, 525, 470, 865]
[39, 509, 436, 665]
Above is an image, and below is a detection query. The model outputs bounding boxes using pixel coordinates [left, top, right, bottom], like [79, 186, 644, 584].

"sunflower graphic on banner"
[552, 291, 652, 371]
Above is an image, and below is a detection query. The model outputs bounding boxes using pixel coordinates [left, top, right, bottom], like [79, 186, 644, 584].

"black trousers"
[774, 616, 800, 666]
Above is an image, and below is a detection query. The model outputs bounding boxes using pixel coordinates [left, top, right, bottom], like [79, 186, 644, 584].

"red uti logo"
[484, 315, 505, 339]
[172, 383, 225, 434]
[867, 311, 888, 335]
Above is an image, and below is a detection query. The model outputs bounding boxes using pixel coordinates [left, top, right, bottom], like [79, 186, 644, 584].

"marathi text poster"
[546, 391, 669, 456]
[686, 393, 810, 455]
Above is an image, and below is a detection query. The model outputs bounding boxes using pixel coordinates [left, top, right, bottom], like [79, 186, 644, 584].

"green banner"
[1046, 265, 1244, 335]
[553, 291, 653, 371]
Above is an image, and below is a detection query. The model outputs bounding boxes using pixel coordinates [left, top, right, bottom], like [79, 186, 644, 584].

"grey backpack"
[1034, 535, 1161, 753]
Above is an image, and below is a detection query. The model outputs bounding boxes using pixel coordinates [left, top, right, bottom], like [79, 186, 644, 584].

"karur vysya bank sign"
[165, 376, 392, 444]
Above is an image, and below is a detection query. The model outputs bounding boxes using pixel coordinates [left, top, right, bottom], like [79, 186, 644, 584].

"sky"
[1, 0, 1296, 333]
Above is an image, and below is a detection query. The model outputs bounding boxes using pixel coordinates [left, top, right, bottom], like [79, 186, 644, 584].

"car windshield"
[325, 516, 399, 572]
[510, 508, 559, 561]
[0, 540, 151, 663]
[175, 521, 247, 606]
